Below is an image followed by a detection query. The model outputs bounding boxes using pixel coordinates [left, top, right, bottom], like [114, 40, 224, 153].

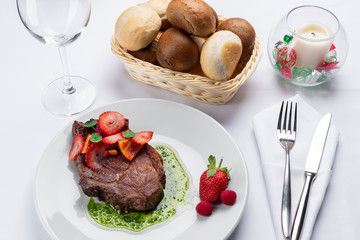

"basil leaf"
[90, 132, 102, 143]
[84, 120, 98, 128]
[123, 130, 136, 138]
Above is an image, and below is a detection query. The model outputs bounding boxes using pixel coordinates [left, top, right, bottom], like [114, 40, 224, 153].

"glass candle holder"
[267, 5, 348, 87]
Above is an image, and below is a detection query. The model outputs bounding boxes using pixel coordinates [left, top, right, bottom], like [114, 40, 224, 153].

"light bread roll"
[139, 0, 171, 30]
[200, 30, 243, 81]
[190, 35, 207, 52]
[115, 6, 161, 51]
[139, 0, 169, 18]
[166, 0, 218, 37]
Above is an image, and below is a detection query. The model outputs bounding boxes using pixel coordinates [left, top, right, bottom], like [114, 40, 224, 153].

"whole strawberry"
[199, 155, 230, 203]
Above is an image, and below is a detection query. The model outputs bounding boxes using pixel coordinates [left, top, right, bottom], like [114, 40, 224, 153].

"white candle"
[291, 22, 333, 68]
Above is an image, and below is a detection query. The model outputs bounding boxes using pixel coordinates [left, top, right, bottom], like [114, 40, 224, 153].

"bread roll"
[139, 0, 169, 17]
[156, 28, 199, 72]
[115, 6, 161, 51]
[128, 32, 163, 65]
[166, 0, 218, 37]
[190, 35, 207, 52]
[200, 30, 243, 81]
[217, 18, 255, 54]
[139, 0, 171, 30]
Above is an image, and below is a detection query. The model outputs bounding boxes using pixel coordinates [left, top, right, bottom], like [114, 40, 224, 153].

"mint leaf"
[123, 130, 136, 138]
[84, 120, 97, 128]
[90, 132, 102, 143]
[207, 168, 216, 178]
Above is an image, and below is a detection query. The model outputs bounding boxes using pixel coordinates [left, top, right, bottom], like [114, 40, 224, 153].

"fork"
[277, 101, 297, 239]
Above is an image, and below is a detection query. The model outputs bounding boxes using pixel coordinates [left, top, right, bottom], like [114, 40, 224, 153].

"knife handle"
[290, 172, 315, 240]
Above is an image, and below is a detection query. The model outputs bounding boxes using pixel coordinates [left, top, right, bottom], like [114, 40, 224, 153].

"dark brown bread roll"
[156, 27, 200, 72]
[128, 32, 163, 65]
[217, 18, 256, 54]
[166, 0, 218, 37]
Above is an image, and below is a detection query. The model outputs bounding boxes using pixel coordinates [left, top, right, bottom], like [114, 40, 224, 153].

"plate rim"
[33, 98, 249, 240]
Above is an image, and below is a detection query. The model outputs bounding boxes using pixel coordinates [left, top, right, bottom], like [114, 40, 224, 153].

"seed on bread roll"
[217, 18, 256, 54]
[166, 0, 218, 37]
[139, 0, 171, 30]
[156, 28, 199, 72]
[200, 30, 243, 81]
[115, 6, 161, 51]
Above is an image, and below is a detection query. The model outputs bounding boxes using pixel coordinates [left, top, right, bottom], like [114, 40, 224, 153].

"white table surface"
[1, 0, 359, 239]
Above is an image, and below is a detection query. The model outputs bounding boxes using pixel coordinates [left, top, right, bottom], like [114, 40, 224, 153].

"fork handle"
[290, 172, 316, 240]
[281, 150, 291, 238]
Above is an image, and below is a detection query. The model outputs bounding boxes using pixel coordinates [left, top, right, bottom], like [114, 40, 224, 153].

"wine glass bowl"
[17, 0, 96, 116]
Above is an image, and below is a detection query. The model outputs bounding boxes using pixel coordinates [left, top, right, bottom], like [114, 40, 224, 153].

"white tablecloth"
[1, 0, 359, 239]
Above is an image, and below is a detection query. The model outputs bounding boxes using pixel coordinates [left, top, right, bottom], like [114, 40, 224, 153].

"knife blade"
[290, 113, 332, 240]
[304, 113, 332, 174]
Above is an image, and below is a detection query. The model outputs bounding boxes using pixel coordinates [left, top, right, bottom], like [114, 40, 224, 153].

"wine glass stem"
[58, 46, 76, 94]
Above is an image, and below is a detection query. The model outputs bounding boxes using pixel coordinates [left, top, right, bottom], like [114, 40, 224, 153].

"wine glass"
[17, 0, 96, 116]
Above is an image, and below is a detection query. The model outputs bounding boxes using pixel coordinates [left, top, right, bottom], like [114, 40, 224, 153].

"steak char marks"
[72, 120, 166, 213]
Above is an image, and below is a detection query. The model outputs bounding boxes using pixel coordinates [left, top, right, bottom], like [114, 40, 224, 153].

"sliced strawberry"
[102, 132, 126, 145]
[98, 111, 126, 136]
[69, 135, 84, 160]
[118, 139, 144, 161]
[102, 132, 126, 150]
[85, 142, 109, 170]
[81, 134, 91, 153]
[131, 131, 153, 144]
[95, 123, 107, 137]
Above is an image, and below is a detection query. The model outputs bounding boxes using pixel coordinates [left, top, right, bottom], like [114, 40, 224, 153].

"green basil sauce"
[87, 145, 189, 232]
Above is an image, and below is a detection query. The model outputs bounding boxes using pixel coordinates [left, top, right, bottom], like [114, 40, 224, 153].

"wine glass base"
[42, 76, 96, 116]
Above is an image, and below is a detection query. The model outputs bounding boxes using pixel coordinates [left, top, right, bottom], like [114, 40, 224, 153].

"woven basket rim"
[110, 17, 263, 104]
[111, 35, 262, 85]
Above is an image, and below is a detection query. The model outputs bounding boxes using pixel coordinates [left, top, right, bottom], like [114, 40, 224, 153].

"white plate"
[34, 98, 249, 240]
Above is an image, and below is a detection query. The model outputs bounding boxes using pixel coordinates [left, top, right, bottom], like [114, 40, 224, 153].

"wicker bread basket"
[111, 19, 262, 104]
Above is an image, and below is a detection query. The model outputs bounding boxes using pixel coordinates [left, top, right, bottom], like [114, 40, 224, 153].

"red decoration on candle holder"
[317, 61, 339, 72]
[329, 44, 336, 51]
[281, 67, 293, 78]
[277, 46, 297, 68]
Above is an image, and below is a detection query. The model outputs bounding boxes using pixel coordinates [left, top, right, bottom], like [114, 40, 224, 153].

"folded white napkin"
[253, 95, 339, 240]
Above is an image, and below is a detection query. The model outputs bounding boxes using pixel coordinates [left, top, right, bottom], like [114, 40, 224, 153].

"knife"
[289, 113, 332, 240]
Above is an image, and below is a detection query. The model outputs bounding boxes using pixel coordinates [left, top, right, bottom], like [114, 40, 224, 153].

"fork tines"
[277, 101, 297, 133]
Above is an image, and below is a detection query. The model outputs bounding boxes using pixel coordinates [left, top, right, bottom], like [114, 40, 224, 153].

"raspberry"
[196, 200, 213, 216]
[220, 190, 237, 205]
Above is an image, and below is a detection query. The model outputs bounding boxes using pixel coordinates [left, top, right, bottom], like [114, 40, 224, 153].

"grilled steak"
[72, 120, 166, 213]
